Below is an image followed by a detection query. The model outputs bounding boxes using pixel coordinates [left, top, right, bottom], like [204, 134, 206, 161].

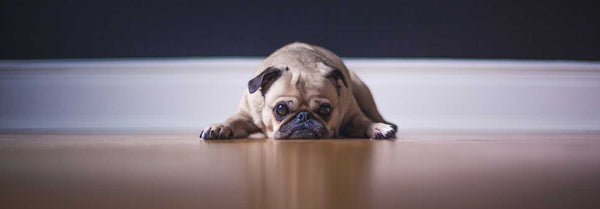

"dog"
[200, 42, 396, 139]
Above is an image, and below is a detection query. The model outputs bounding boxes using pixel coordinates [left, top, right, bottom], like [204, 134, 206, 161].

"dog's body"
[201, 42, 396, 139]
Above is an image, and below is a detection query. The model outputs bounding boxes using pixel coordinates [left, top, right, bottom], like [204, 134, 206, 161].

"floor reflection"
[232, 139, 375, 209]
[4, 134, 598, 209]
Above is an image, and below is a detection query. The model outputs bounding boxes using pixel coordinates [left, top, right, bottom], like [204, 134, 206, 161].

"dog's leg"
[341, 112, 396, 139]
[349, 71, 386, 123]
[200, 112, 261, 140]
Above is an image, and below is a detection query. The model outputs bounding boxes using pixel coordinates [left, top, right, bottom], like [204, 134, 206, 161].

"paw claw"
[201, 124, 237, 140]
[369, 122, 397, 139]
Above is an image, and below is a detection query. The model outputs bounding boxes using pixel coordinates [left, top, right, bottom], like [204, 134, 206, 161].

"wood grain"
[1, 133, 599, 209]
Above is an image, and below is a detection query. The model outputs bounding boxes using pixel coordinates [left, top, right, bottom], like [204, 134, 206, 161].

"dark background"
[1, 0, 598, 60]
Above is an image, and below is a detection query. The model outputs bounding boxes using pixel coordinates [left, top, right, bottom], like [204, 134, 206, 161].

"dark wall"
[1, 0, 598, 60]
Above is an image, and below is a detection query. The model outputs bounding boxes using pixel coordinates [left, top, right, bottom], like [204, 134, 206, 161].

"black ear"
[248, 67, 282, 95]
[327, 68, 348, 95]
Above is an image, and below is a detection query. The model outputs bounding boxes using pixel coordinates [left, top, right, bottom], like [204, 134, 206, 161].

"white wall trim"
[1, 58, 599, 133]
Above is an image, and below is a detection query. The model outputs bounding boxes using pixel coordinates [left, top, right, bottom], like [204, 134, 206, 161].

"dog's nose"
[296, 111, 311, 122]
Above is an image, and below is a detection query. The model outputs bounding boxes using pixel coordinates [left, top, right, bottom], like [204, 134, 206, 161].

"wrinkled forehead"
[265, 70, 339, 107]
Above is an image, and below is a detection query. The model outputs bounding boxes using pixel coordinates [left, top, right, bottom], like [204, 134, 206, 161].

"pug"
[200, 42, 396, 139]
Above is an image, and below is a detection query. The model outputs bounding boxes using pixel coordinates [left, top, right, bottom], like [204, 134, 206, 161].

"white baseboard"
[1, 58, 599, 133]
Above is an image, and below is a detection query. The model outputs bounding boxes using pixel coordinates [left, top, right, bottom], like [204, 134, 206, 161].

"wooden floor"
[1, 132, 600, 209]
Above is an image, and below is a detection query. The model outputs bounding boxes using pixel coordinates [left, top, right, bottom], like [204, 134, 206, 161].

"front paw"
[368, 122, 396, 139]
[200, 123, 234, 140]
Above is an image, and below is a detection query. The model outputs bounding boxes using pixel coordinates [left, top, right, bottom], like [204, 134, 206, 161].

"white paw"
[368, 122, 396, 139]
[200, 123, 234, 140]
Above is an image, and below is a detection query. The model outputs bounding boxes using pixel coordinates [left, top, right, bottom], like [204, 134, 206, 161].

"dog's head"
[247, 48, 349, 139]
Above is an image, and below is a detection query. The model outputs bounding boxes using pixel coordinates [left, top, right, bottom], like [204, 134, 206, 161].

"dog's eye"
[275, 103, 289, 117]
[317, 104, 331, 118]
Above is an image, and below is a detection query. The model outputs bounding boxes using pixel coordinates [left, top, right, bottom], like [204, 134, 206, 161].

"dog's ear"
[327, 68, 348, 95]
[248, 67, 282, 95]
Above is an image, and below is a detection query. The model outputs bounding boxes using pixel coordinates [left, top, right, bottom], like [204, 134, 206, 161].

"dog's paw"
[200, 123, 234, 140]
[367, 122, 396, 139]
